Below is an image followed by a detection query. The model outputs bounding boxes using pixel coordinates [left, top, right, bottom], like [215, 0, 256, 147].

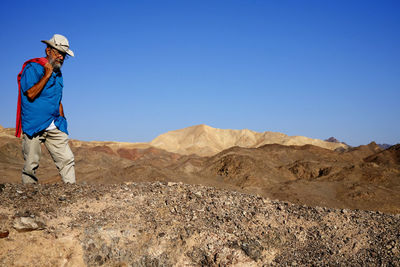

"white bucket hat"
[41, 34, 74, 57]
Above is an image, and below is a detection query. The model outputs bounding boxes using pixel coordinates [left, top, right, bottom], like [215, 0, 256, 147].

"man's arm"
[25, 62, 53, 101]
[59, 102, 65, 117]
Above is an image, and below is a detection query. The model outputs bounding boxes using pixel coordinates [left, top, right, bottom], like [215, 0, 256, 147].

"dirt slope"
[0, 182, 399, 266]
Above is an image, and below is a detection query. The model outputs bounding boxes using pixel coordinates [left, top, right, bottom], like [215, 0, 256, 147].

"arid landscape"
[0, 124, 399, 265]
[1, 124, 399, 213]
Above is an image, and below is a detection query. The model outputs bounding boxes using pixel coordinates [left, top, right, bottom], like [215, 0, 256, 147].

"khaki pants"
[22, 128, 76, 184]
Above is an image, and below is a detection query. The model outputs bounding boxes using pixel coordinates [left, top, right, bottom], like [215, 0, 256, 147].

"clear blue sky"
[1, 0, 399, 146]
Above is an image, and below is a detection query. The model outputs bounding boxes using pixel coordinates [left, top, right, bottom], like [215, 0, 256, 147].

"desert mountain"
[0, 125, 14, 138]
[378, 143, 393, 150]
[1, 124, 399, 213]
[325, 136, 341, 143]
[364, 144, 400, 165]
[150, 124, 348, 156]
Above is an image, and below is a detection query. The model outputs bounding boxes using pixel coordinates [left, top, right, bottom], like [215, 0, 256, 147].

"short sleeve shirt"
[20, 62, 68, 136]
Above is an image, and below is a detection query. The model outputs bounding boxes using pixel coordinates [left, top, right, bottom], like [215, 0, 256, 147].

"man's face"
[47, 47, 66, 71]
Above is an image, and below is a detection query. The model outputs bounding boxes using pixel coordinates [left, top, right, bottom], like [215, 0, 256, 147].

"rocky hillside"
[150, 124, 348, 156]
[1, 125, 400, 214]
[0, 182, 399, 266]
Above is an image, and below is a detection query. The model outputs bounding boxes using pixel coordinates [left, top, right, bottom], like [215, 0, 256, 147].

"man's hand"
[59, 102, 65, 117]
[25, 63, 53, 101]
[44, 62, 53, 78]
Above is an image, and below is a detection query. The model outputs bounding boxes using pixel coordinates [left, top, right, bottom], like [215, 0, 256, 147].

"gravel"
[0, 182, 399, 266]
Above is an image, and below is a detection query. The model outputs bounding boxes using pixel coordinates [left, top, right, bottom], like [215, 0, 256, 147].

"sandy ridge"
[150, 124, 348, 156]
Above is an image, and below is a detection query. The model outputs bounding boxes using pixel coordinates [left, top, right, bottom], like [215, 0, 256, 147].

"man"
[16, 34, 76, 184]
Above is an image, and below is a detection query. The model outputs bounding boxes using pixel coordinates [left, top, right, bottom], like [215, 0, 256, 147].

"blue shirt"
[20, 62, 68, 136]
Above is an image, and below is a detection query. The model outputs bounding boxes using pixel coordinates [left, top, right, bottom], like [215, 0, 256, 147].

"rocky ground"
[0, 182, 399, 266]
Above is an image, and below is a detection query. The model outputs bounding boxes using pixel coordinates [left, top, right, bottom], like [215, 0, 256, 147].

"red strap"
[15, 57, 48, 137]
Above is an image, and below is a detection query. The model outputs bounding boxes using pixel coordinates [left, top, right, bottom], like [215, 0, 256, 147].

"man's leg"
[44, 129, 76, 184]
[21, 133, 43, 184]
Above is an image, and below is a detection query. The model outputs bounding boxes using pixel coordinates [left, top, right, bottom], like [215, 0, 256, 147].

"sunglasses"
[51, 48, 69, 60]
